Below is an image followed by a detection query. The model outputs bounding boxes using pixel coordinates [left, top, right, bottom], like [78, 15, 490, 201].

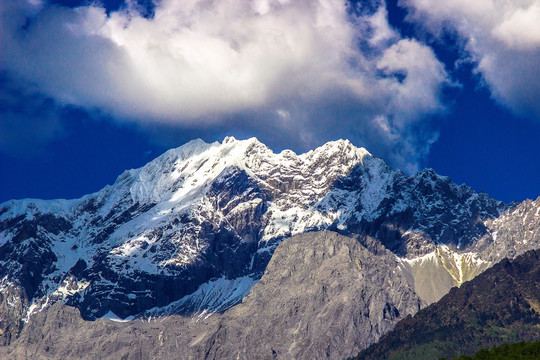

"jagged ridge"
[0, 137, 538, 344]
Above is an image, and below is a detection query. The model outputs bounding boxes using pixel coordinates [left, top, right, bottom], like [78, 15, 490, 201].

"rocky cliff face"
[0, 137, 538, 349]
[4, 231, 423, 360]
[200, 231, 423, 360]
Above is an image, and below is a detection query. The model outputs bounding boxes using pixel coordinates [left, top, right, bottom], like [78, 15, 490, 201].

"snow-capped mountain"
[0, 137, 538, 343]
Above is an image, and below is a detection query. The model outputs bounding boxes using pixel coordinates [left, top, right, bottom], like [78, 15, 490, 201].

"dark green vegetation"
[452, 340, 540, 360]
[353, 249, 540, 360]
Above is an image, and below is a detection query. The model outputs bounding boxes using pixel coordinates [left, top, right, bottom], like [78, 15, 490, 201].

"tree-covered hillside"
[451, 340, 540, 360]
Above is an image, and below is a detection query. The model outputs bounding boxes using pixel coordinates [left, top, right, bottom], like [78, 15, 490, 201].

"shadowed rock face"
[3, 231, 422, 360]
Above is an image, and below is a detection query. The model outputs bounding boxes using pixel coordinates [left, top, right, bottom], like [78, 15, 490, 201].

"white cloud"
[366, 6, 399, 46]
[0, 0, 450, 171]
[492, 2, 540, 50]
[401, 0, 540, 119]
[377, 38, 448, 124]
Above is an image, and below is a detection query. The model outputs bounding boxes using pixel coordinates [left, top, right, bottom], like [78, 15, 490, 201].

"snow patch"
[102, 311, 134, 322]
[142, 276, 258, 318]
[399, 251, 438, 265]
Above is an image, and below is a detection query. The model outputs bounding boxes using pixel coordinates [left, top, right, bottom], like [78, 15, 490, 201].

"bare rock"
[2, 231, 422, 360]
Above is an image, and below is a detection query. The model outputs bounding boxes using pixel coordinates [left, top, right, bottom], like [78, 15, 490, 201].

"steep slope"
[198, 231, 422, 359]
[0, 137, 538, 346]
[3, 231, 422, 360]
[354, 248, 540, 360]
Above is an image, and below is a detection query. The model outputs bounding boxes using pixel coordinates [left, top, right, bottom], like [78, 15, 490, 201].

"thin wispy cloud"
[401, 0, 540, 120]
[0, 0, 450, 171]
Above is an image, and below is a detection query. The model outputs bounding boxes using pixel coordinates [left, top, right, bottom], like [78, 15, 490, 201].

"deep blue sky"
[0, 0, 538, 204]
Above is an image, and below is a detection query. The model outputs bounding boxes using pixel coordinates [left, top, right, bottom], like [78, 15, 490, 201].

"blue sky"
[0, 0, 539, 203]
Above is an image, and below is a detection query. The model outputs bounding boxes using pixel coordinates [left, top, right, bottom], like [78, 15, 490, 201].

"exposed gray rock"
[2, 231, 422, 360]
[202, 231, 423, 360]
[0, 285, 26, 346]
[473, 197, 540, 261]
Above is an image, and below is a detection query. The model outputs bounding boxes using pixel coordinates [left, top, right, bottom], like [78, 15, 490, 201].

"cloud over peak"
[1, 0, 451, 171]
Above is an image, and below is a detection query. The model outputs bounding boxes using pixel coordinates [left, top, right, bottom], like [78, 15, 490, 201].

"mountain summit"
[0, 137, 539, 348]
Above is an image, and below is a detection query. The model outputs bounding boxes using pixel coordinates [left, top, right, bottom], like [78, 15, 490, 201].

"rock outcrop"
[4, 231, 422, 360]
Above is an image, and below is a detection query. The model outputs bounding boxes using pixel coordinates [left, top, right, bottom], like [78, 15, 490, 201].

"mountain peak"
[298, 139, 372, 168]
[314, 138, 370, 154]
[220, 135, 267, 147]
[124, 137, 373, 204]
[1, 135, 537, 336]
[222, 135, 237, 144]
